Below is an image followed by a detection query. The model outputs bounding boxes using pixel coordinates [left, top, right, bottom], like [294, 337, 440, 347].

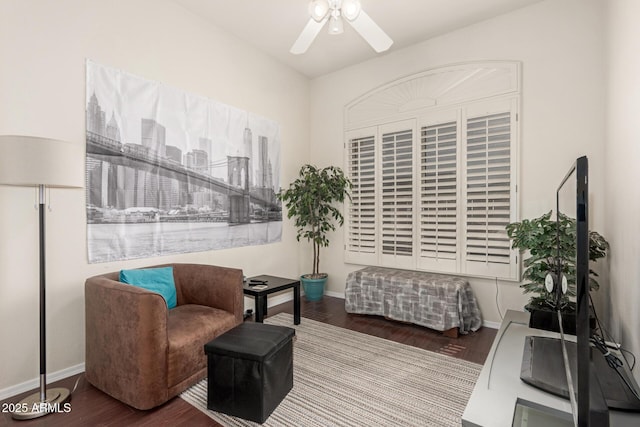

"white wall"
[3, 0, 633, 398]
[604, 0, 640, 382]
[0, 0, 309, 395]
[309, 0, 606, 325]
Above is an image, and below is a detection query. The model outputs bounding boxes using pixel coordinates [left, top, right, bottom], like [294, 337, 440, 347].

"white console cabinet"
[462, 310, 640, 426]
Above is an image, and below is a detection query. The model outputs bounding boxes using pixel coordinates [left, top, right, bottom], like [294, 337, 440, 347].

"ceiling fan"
[290, 0, 393, 55]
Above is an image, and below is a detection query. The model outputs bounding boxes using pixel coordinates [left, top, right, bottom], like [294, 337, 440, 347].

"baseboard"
[324, 290, 345, 299]
[275, 290, 499, 328]
[0, 363, 85, 401]
[265, 292, 295, 308]
[483, 320, 500, 329]
[256, 289, 344, 307]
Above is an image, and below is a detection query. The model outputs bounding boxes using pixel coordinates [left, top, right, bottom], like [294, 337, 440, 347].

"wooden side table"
[243, 275, 300, 325]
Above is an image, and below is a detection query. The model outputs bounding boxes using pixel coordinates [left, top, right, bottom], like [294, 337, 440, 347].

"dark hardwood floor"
[1, 296, 496, 427]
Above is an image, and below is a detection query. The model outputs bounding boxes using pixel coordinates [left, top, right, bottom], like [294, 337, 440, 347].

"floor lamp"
[0, 135, 84, 420]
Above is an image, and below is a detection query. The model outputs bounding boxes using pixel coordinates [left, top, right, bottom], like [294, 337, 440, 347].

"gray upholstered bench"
[345, 266, 482, 336]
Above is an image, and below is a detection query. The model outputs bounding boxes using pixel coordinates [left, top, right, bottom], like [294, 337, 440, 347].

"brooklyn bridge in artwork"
[85, 60, 282, 263]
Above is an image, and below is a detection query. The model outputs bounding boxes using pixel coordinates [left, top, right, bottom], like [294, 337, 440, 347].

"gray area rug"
[180, 313, 481, 426]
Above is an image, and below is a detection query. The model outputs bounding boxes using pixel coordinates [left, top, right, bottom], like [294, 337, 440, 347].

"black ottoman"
[204, 322, 295, 423]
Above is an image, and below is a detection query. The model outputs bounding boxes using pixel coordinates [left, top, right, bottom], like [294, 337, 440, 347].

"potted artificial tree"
[277, 164, 352, 301]
[505, 211, 609, 334]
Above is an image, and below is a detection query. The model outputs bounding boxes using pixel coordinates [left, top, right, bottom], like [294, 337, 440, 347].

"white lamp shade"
[0, 135, 84, 188]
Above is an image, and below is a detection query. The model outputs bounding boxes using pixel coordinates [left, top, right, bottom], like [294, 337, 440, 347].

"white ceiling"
[173, 0, 543, 79]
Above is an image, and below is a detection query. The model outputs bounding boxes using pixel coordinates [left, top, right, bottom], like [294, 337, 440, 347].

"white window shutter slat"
[463, 109, 515, 278]
[418, 118, 459, 271]
[345, 130, 378, 265]
[379, 125, 414, 268]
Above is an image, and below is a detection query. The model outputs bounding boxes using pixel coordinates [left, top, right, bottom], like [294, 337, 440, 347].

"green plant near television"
[277, 164, 352, 301]
[505, 211, 609, 332]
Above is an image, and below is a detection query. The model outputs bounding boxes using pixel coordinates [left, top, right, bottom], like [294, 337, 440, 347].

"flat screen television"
[520, 156, 610, 426]
[518, 156, 640, 426]
[558, 156, 609, 426]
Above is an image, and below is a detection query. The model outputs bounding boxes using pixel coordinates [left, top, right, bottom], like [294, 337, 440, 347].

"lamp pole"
[11, 185, 71, 420]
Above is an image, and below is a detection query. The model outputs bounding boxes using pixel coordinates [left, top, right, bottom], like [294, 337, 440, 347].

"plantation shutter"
[463, 100, 518, 278]
[379, 121, 415, 268]
[344, 128, 378, 265]
[343, 91, 520, 281]
[417, 112, 459, 272]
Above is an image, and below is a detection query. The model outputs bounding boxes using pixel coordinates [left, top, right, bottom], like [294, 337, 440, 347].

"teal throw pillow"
[120, 267, 177, 309]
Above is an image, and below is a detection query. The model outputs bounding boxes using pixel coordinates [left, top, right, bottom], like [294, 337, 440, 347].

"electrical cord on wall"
[588, 293, 640, 401]
[70, 374, 83, 395]
[621, 347, 637, 371]
[495, 277, 504, 321]
[589, 293, 636, 371]
[591, 334, 640, 401]
[591, 334, 623, 369]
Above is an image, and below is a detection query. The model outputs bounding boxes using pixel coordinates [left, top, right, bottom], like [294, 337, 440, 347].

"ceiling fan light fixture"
[309, 0, 330, 21]
[341, 0, 361, 21]
[292, 0, 392, 55]
[328, 15, 343, 35]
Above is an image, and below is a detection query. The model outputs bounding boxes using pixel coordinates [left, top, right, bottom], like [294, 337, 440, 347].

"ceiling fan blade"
[348, 10, 393, 53]
[290, 17, 328, 54]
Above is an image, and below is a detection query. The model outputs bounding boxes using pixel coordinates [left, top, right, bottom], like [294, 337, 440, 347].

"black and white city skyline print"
[85, 60, 282, 263]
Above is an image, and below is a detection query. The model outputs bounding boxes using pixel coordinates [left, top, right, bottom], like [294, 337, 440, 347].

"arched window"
[344, 62, 520, 280]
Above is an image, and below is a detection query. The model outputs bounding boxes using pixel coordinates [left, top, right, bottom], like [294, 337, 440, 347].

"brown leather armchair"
[85, 263, 243, 410]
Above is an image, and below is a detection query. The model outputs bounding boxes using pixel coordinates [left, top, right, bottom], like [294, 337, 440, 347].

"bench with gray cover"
[345, 266, 482, 335]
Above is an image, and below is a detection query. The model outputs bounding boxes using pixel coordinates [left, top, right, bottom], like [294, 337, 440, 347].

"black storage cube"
[205, 322, 295, 423]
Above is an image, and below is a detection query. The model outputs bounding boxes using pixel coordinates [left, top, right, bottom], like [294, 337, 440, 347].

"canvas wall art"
[85, 60, 282, 263]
